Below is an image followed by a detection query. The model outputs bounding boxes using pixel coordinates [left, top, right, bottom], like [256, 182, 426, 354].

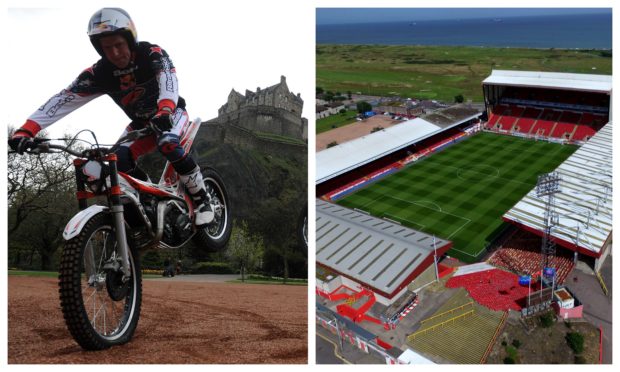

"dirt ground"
[316, 115, 403, 151]
[8, 276, 307, 364]
[486, 313, 600, 364]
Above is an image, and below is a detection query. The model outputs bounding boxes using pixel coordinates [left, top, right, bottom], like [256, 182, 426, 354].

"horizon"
[316, 8, 611, 26]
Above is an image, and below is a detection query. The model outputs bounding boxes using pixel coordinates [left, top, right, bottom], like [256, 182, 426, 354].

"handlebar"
[9, 126, 154, 158]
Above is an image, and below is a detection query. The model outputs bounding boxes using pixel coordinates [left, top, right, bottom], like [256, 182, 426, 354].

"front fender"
[63, 205, 109, 240]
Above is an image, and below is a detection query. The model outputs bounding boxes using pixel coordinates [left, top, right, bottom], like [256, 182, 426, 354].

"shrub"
[566, 332, 584, 354]
[540, 312, 555, 328]
[574, 355, 587, 364]
[503, 356, 515, 364]
[327, 141, 338, 148]
[501, 340, 507, 346]
[191, 261, 235, 274]
[512, 339, 521, 349]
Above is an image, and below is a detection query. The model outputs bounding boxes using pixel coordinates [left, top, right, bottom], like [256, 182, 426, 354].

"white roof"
[483, 70, 612, 94]
[316, 118, 441, 184]
[503, 123, 612, 256]
[398, 348, 435, 364]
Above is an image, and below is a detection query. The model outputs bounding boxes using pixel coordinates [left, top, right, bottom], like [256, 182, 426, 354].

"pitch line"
[386, 195, 470, 222]
[383, 213, 426, 231]
[434, 162, 535, 187]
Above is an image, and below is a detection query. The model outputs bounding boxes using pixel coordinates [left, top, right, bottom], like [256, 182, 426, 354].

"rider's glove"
[9, 120, 40, 154]
[8, 135, 34, 154]
[151, 107, 174, 132]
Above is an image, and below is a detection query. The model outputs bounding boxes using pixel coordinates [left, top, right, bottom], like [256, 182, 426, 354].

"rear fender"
[63, 205, 109, 240]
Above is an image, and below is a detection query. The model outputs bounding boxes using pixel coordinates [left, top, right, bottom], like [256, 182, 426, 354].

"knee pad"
[157, 133, 196, 174]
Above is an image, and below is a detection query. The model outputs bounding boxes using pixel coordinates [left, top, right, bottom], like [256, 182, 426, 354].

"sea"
[316, 13, 612, 49]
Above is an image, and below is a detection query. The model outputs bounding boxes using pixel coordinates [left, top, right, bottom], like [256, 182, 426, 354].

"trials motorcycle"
[13, 118, 232, 350]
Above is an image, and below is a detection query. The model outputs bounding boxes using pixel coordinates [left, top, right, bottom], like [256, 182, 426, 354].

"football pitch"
[337, 132, 577, 262]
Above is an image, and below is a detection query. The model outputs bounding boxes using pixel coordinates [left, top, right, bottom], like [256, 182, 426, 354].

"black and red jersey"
[24, 41, 185, 135]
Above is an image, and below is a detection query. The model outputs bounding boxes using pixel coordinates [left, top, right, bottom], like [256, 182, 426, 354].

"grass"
[228, 275, 308, 285]
[316, 110, 358, 133]
[317, 45, 612, 102]
[337, 132, 577, 262]
[254, 131, 306, 145]
[8, 270, 57, 278]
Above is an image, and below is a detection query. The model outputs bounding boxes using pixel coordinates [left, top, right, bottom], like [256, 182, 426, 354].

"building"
[216, 75, 308, 140]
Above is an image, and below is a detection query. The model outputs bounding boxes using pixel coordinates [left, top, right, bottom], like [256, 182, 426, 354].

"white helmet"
[87, 8, 137, 56]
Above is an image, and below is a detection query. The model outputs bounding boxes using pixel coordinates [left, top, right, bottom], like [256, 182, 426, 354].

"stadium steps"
[514, 118, 536, 134]
[550, 122, 575, 139]
[407, 302, 505, 364]
[572, 125, 597, 141]
[532, 120, 555, 136]
[416, 301, 474, 329]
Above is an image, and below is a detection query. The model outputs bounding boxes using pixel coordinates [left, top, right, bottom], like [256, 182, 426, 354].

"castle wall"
[203, 119, 306, 161]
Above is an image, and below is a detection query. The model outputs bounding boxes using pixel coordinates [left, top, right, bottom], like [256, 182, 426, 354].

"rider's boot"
[180, 166, 214, 226]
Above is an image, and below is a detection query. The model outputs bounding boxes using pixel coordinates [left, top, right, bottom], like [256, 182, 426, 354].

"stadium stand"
[572, 125, 596, 141]
[550, 122, 576, 139]
[407, 288, 506, 364]
[487, 231, 574, 284]
[446, 268, 537, 311]
[531, 119, 555, 136]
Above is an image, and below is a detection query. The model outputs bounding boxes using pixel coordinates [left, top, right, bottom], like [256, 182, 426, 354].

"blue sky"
[316, 8, 611, 25]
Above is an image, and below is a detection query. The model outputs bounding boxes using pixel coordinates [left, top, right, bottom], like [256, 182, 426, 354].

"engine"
[140, 195, 193, 248]
[162, 201, 193, 247]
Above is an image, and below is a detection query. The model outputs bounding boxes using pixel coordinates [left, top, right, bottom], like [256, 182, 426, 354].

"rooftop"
[316, 199, 451, 298]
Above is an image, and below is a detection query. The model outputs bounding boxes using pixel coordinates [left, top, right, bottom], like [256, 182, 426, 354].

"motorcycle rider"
[8, 8, 213, 226]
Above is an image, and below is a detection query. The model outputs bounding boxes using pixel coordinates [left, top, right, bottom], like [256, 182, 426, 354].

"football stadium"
[316, 70, 611, 364]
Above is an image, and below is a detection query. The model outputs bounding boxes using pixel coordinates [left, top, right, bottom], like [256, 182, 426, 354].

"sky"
[5, 1, 315, 145]
[316, 8, 612, 25]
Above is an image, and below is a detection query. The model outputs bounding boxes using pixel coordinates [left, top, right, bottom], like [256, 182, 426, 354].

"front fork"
[75, 155, 132, 280]
[108, 156, 132, 280]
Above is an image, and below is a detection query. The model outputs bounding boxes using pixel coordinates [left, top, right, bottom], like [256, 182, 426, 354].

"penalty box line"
[379, 195, 471, 239]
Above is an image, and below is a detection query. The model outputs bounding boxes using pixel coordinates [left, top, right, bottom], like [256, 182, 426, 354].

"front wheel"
[193, 168, 232, 251]
[58, 213, 142, 350]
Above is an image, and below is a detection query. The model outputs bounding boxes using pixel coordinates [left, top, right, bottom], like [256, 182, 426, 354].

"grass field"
[317, 45, 612, 102]
[337, 132, 577, 262]
[316, 109, 358, 133]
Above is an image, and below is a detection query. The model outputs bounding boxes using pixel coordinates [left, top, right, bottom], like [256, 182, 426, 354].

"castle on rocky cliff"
[215, 76, 308, 141]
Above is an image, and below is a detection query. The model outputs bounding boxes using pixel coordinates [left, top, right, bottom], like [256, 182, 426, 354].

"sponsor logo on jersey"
[113, 66, 138, 76]
[149, 46, 163, 55]
[119, 74, 137, 90]
[120, 87, 145, 107]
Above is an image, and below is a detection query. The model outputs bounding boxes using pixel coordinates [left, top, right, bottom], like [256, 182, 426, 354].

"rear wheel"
[58, 213, 142, 350]
[193, 168, 232, 251]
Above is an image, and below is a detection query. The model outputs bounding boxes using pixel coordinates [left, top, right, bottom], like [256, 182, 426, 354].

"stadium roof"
[503, 122, 612, 258]
[316, 199, 452, 299]
[316, 111, 480, 184]
[483, 70, 612, 94]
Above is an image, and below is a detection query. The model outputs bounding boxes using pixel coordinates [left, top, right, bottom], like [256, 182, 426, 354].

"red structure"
[446, 268, 541, 311]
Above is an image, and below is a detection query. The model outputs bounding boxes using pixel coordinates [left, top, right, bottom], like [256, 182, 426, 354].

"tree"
[7, 131, 78, 270]
[356, 101, 372, 114]
[324, 91, 335, 102]
[454, 94, 465, 103]
[347, 90, 352, 100]
[226, 221, 264, 282]
[7, 132, 76, 234]
[339, 108, 347, 114]
[316, 86, 324, 95]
